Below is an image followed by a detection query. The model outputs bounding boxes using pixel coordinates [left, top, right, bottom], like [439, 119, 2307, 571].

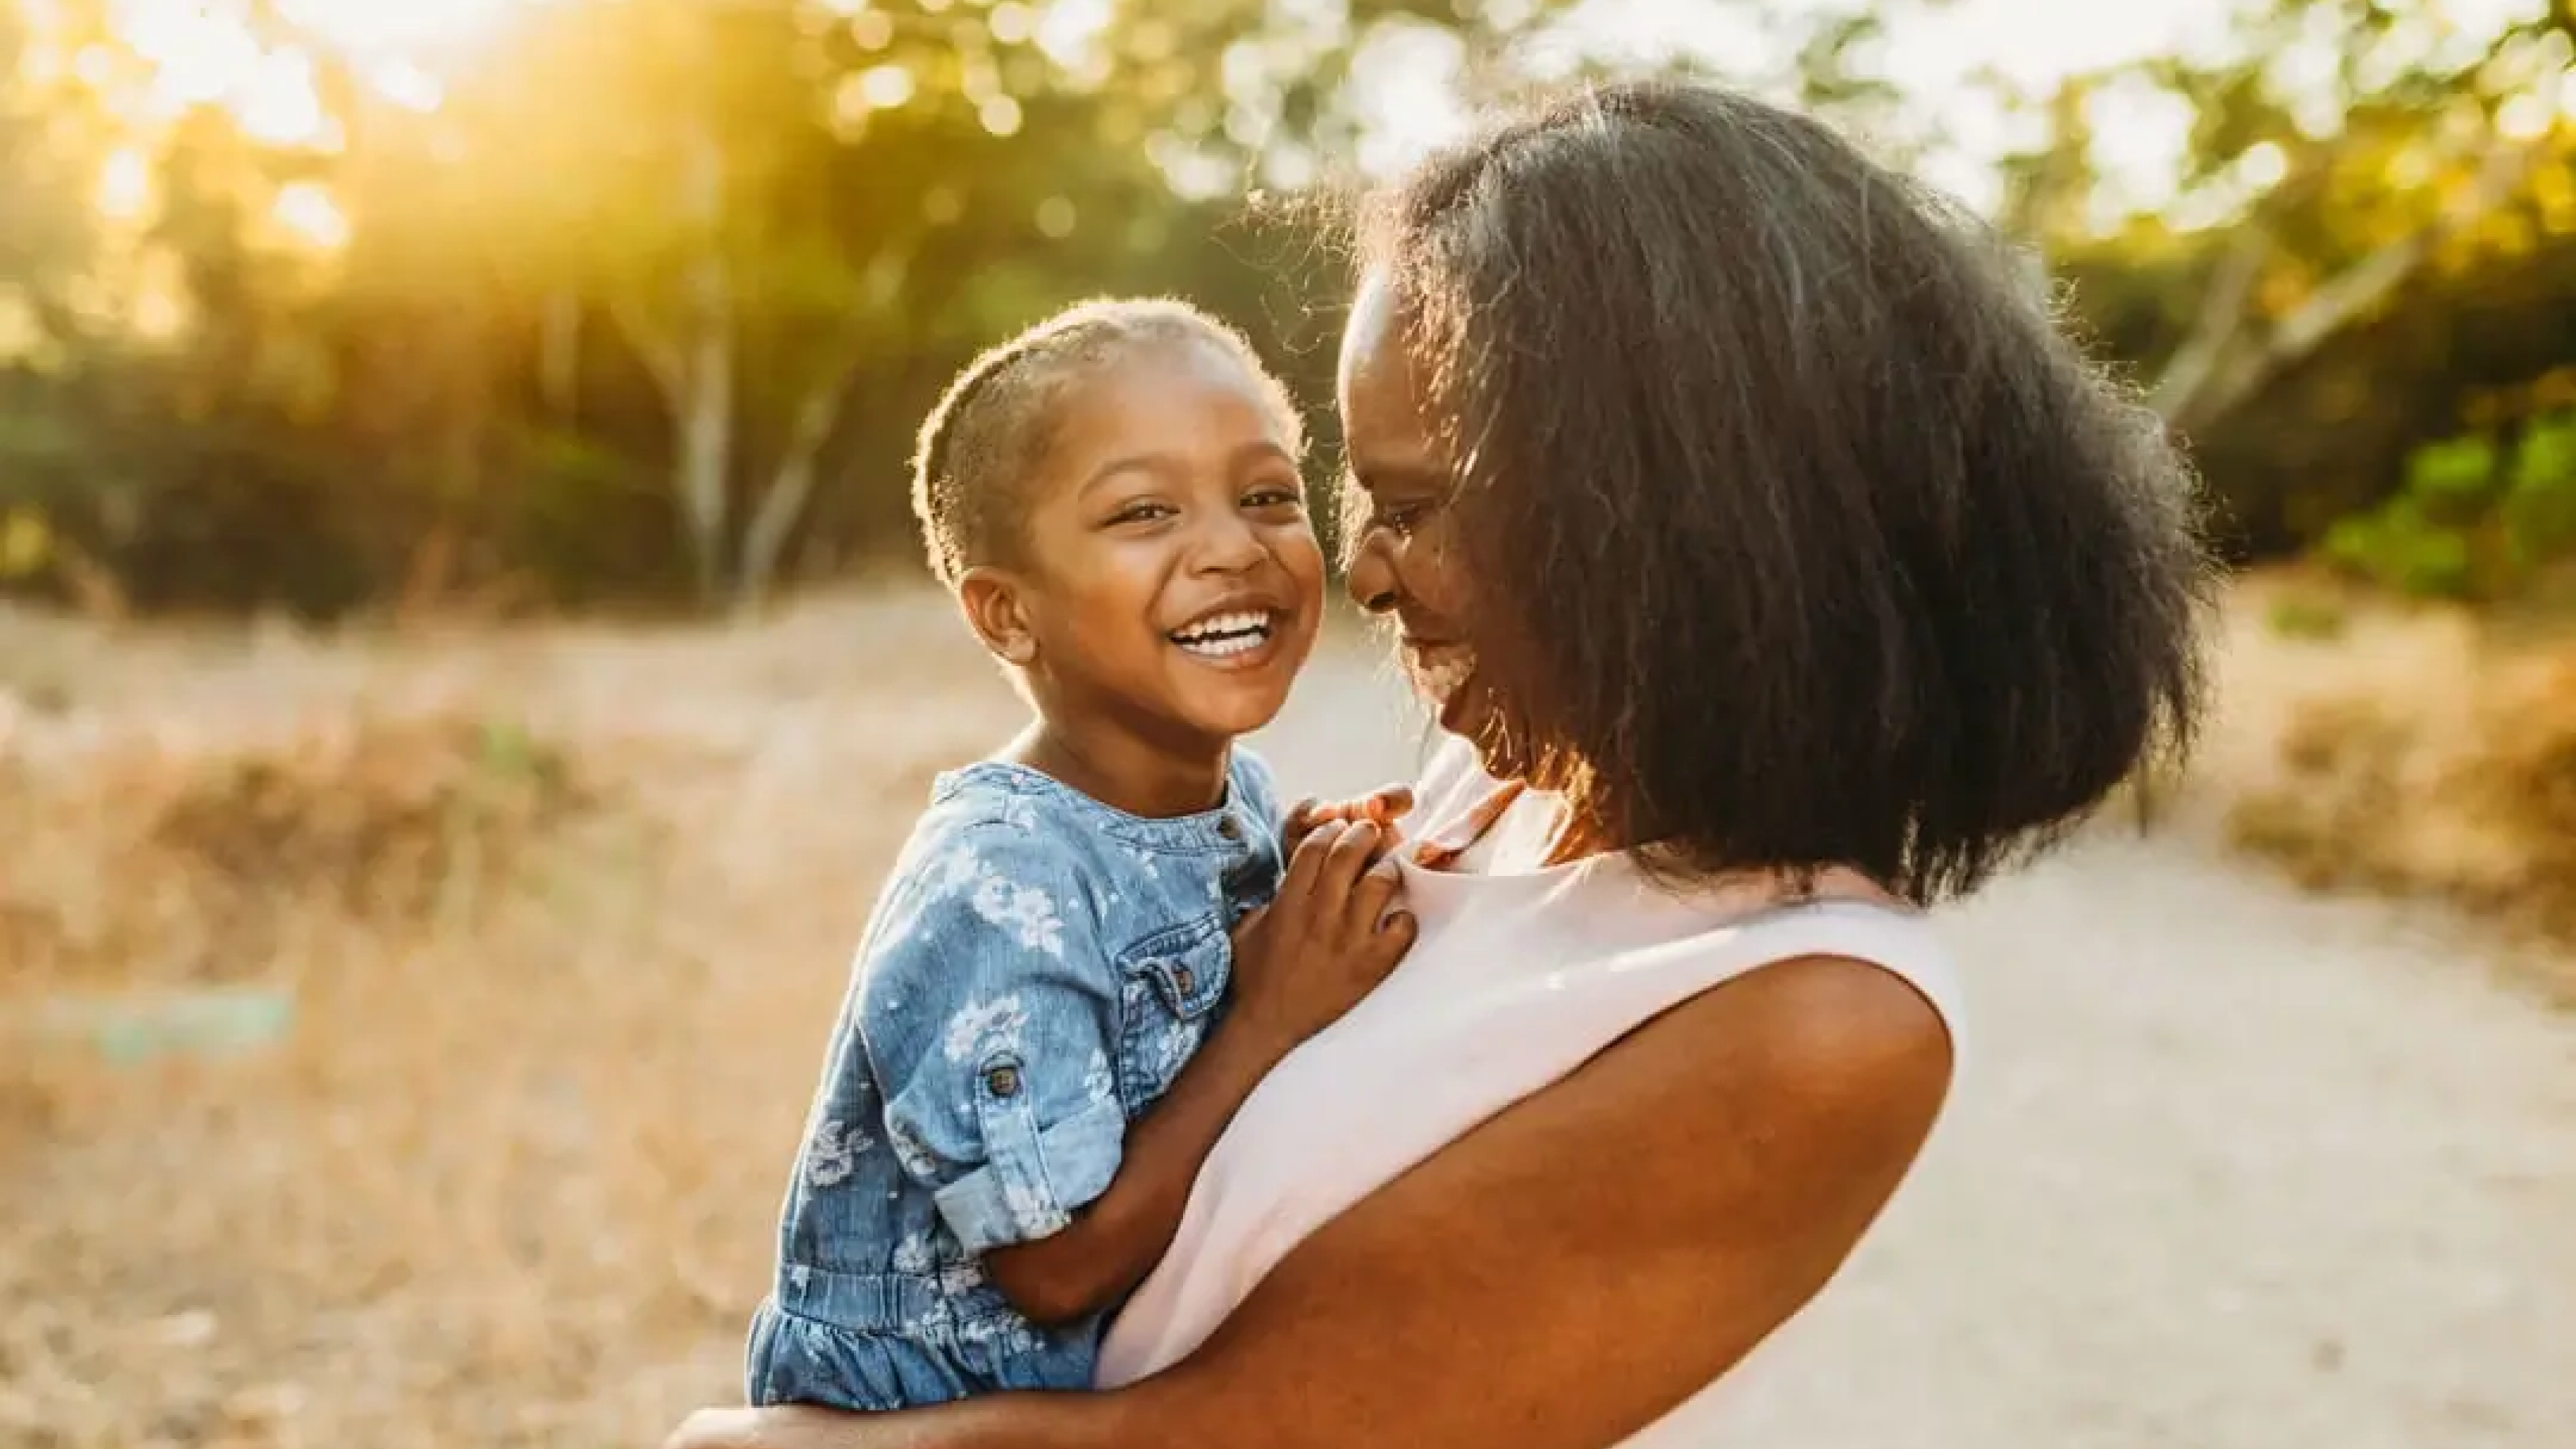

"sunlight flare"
[272, 0, 526, 64]
[108, 0, 531, 144]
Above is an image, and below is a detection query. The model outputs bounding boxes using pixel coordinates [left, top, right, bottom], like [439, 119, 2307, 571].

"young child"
[745, 297, 1417, 1411]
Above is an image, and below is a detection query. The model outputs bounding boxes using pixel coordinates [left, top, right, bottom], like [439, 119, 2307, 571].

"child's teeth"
[1174, 611, 1275, 659]
[1175, 611, 1270, 645]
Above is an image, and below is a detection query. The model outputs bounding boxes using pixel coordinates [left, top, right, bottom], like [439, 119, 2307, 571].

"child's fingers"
[1360, 785, 1416, 823]
[1279, 799, 1328, 856]
[1304, 788, 1409, 826]
[1282, 790, 1408, 863]
[1226, 899, 1270, 946]
[1280, 818, 1345, 901]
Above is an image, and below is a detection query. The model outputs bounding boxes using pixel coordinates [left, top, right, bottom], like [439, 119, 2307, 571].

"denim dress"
[744, 750, 1286, 1410]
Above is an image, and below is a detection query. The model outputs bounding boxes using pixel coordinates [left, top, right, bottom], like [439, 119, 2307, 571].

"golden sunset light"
[3, 1, 2571, 1443]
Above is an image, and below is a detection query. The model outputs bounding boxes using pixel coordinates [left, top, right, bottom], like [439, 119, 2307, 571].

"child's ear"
[957, 566, 1038, 665]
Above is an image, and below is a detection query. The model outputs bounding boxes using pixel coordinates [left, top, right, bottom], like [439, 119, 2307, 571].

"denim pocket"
[1113, 913, 1231, 1106]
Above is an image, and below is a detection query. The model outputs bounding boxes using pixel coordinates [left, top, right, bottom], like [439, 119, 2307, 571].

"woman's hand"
[663, 1397, 1114, 1449]
[662, 1404, 977, 1449]
[664, 1406, 762, 1449]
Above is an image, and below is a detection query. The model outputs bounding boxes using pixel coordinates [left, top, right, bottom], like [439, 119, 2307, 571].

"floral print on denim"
[744, 750, 1284, 1411]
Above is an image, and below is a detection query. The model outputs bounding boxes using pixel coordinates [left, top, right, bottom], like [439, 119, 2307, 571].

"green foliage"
[2503, 411, 2576, 567]
[0, 0, 2567, 614]
[2265, 591, 2350, 641]
[2321, 411, 2576, 600]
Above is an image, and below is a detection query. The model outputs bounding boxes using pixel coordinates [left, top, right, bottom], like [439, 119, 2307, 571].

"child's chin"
[1178, 684, 1293, 740]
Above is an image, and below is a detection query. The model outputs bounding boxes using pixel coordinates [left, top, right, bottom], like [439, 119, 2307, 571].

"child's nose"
[1192, 512, 1267, 572]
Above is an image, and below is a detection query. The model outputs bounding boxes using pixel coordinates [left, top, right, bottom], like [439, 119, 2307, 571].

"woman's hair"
[911, 296, 1305, 585]
[1356, 79, 2215, 902]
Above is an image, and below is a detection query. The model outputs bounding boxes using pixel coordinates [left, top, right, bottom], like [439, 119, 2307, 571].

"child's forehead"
[1038, 344, 1294, 470]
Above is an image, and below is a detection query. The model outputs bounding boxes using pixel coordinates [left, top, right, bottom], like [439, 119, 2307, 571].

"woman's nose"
[1345, 539, 1399, 614]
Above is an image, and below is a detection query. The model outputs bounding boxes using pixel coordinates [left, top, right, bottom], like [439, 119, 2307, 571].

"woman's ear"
[957, 566, 1038, 665]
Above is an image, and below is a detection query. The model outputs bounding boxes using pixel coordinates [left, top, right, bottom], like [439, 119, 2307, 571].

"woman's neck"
[1479, 750, 1621, 865]
[1540, 806, 1619, 867]
[1006, 718, 1231, 820]
[1518, 767, 1621, 865]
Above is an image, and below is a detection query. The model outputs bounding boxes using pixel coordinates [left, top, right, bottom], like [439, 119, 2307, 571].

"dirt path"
[1255, 645, 2576, 1449]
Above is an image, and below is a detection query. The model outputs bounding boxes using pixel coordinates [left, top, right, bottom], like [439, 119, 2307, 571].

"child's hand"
[1229, 818, 1417, 1051]
[1280, 784, 1414, 859]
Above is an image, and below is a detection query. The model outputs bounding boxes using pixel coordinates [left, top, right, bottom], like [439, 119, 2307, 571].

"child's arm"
[859, 826, 1137, 1319]
[989, 816, 1414, 1325]
[977, 995, 1292, 1323]
[865, 818, 1412, 1328]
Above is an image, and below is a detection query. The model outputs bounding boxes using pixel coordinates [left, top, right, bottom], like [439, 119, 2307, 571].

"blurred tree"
[1992, 0, 2575, 557]
[0, 0, 113, 602]
[4, 0, 2569, 611]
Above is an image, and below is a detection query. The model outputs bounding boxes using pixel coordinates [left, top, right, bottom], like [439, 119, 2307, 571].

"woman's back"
[1097, 744, 1968, 1440]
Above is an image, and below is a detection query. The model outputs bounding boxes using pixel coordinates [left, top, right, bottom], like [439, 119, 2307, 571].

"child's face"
[1006, 343, 1325, 747]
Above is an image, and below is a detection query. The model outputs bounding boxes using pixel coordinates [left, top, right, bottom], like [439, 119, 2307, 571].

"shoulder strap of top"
[1719, 899, 1967, 1057]
[1563, 898, 1968, 1068]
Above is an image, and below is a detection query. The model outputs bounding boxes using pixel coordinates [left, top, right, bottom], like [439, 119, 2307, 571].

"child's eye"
[1241, 483, 1304, 511]
[1107, 501, 1176, 526]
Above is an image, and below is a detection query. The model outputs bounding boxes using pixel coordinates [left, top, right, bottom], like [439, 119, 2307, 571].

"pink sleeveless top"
[1094, 740, 1967, 1444]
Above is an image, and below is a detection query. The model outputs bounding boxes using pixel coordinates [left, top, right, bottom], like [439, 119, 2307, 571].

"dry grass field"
[2207, 572, 2576, 1003]
[4, 573, 2571, 1449]
[1, 586, 1060, 1448]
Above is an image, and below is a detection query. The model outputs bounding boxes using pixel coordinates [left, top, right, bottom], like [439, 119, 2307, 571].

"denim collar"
[933, 761, 1257, 855]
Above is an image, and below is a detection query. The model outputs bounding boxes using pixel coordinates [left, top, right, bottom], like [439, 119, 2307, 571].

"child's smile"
[1167, 599, 1292, 669]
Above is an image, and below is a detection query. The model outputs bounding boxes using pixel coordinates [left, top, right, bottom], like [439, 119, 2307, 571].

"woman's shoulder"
[1584, 940, 1959, 1262]
[1667, 938, 1955, 1098]
[1490, 925, 1958, 1265]
[1697, 896, 1968, 1062]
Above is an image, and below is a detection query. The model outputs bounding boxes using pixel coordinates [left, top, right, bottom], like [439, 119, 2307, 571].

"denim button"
[1172, 965, 1197, 994]
[1216, 815, 1241, 840]
[984, 1064, 1021, 1099]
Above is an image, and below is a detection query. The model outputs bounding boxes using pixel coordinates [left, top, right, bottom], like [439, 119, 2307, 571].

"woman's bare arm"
[666, 953, 1953, 1449]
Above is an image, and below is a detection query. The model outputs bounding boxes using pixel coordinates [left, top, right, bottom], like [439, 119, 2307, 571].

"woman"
[667, 78, 2210, 1448]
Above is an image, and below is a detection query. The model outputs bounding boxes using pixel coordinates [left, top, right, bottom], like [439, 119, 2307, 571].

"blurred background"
[1, 0, 2572, 1445]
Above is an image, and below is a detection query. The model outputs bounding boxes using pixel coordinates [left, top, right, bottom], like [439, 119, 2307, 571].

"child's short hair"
[910, 297, 1305, 586]
[1358, 80, 2216, 902]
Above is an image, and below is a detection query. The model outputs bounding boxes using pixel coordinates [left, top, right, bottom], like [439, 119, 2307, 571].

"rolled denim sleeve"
[857, 823, 1126, 1256]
